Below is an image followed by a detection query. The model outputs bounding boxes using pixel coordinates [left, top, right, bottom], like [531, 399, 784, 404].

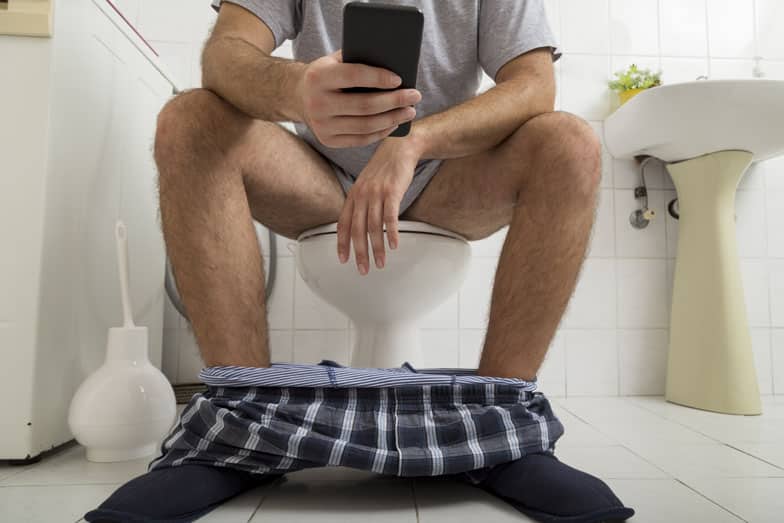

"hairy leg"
[401, 111, 601, 380]
[155, 88, 345, 368]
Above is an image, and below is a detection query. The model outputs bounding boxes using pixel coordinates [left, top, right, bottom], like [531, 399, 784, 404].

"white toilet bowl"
[292, 221, 471, 368]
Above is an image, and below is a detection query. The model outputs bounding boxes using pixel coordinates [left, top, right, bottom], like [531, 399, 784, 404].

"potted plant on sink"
[609, 64, 662, 105]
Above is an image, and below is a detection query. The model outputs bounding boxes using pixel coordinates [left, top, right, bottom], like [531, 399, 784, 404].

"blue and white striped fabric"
[149, 361, 563, 478]
[199, 360, 538, 389]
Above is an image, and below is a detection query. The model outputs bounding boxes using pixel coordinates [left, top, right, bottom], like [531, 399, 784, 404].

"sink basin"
[605, 79, 784, 162]
[604, 79, 784, 416]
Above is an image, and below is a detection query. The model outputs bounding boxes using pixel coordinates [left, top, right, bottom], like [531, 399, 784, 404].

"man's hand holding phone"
[298, 50, 421, 149]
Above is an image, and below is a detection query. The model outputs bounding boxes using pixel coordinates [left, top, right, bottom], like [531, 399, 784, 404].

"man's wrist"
[400, 123, 430, 159]
[288, 62, 308, 123]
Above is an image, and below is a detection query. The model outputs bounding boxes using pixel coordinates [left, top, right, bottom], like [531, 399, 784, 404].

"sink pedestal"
[665, 150, 761, 415]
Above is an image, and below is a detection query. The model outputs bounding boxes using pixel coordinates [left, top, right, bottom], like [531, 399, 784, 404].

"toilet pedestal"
[293, 220, 472, 373]
[351, 320, 423, 368]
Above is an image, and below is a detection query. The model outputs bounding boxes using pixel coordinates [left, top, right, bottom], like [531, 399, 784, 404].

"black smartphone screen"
[342, 1, 424, 137]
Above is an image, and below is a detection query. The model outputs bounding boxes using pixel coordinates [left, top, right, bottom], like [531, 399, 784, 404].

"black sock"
[467, 452, 634, 523]
[84, 465, 281, 523]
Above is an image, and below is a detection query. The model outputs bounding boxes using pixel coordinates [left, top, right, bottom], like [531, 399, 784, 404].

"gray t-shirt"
[211, 0, 559, 177]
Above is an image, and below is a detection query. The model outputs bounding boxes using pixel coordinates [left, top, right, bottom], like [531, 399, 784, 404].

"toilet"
[292, 220, 471, 368]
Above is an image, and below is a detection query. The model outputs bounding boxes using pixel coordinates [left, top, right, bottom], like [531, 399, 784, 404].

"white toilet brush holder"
[68, 220, 176, 462]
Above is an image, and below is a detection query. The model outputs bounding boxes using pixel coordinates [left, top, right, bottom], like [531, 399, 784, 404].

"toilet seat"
[296, 220, 468, 242]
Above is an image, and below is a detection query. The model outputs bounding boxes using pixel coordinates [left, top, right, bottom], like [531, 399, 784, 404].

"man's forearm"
[406, 54, 556, 160]
[202, 35, 306, 122]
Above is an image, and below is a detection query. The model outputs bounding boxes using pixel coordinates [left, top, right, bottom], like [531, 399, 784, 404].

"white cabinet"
[0, 0, 178, 460]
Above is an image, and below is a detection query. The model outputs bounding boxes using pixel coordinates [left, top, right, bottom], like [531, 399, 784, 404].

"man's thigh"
[400, 111, 593, 240]
[157, 89, 346, 240]
[239, 119, 347, 239]
[400, 132, 524, 241]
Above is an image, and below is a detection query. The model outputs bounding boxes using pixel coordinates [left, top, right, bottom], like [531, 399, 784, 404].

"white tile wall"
[560, 55, 612, 120]
[617, 259, 670, 329]
[538, 330, 567, 396]
[757, 0, 784, 60]
[137, 0, 784, 395]
[563, 259, 617, 329]
[293, 330, 349, 364]
[565, 329, 619, 396]
[751, 328, 773, 395]
[458, 257, 497, 329]
[770, 261, 784, 327]
[587, 189, 615, 258]
[659, 0, 708, 57]
[610, 0, 659, 56]
[588, 122, 613, 187]
[740, 259, 771, 328]
[706, 0, 756, 59]
[767, 191, 784, 257]
[659, 57, 709, 84]
[458, 329, 485, 369]
[618, 329, 668, 395]
[420, 330, 460, 368]
[560, 0, 610, 54]
[773, 329, 784, 394]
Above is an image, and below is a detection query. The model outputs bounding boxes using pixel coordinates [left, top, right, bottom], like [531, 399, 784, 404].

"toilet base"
[351, 320, 424, 368]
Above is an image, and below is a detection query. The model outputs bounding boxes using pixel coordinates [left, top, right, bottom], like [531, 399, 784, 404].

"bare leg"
[155, 89, 345, 368]
[401, 111, 601, 380]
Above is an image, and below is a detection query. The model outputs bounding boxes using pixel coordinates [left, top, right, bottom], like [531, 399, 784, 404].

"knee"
[154, 88, 248, 175]
[513, 111, 602, 200]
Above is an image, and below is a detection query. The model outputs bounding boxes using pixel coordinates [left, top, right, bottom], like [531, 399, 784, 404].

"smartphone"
[342, 1, 424, 137]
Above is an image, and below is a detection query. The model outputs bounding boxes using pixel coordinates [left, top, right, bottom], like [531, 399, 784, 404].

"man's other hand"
[336, 137, 423, 274]
[299, 50, 421, 148]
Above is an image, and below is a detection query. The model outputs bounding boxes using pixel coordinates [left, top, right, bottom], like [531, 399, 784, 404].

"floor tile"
[760, 396, 784, 419]
[558, 396, 663, 423]
[605, 479, 742, 522]
[688, 418, 784, 444]
[250, 478, 417, 522]
[725, 441, 784, 470]
[682, 477, 784, 523]
[630, 396, 784, 443]
[552, 408, 618, 448]
[0, 483, 118, 523]
[559, 397, 716, 448]
[0, 444, 149, 487]
[413, 478, 536, 522]
[555, 445, 668, 479]
[629, 395, 721, 419]
[3, 396, 782, 520]
[631, 443, 784, 479]
[0, 463, 21, 483]
[600, 417, 718, 448]
[198, 483, 277, 523]
[284, 466, 390, 482]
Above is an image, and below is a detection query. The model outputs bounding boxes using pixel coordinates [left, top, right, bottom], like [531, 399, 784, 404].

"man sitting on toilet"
[84, 2, 636, 523]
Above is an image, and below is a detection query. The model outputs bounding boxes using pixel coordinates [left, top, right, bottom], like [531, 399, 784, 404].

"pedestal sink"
[604, 79, 784, 415]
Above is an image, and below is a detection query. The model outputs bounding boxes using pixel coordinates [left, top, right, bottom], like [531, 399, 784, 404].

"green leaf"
[608, 64, 662, 92]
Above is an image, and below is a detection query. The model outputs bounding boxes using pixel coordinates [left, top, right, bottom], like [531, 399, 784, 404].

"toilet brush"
[68, 220, 177, 462]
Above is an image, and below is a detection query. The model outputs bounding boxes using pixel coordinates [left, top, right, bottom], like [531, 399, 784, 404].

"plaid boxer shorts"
[149, 361, 565, 478]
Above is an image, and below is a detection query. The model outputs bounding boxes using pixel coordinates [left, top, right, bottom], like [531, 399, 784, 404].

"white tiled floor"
[2, 396, 783, 522]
